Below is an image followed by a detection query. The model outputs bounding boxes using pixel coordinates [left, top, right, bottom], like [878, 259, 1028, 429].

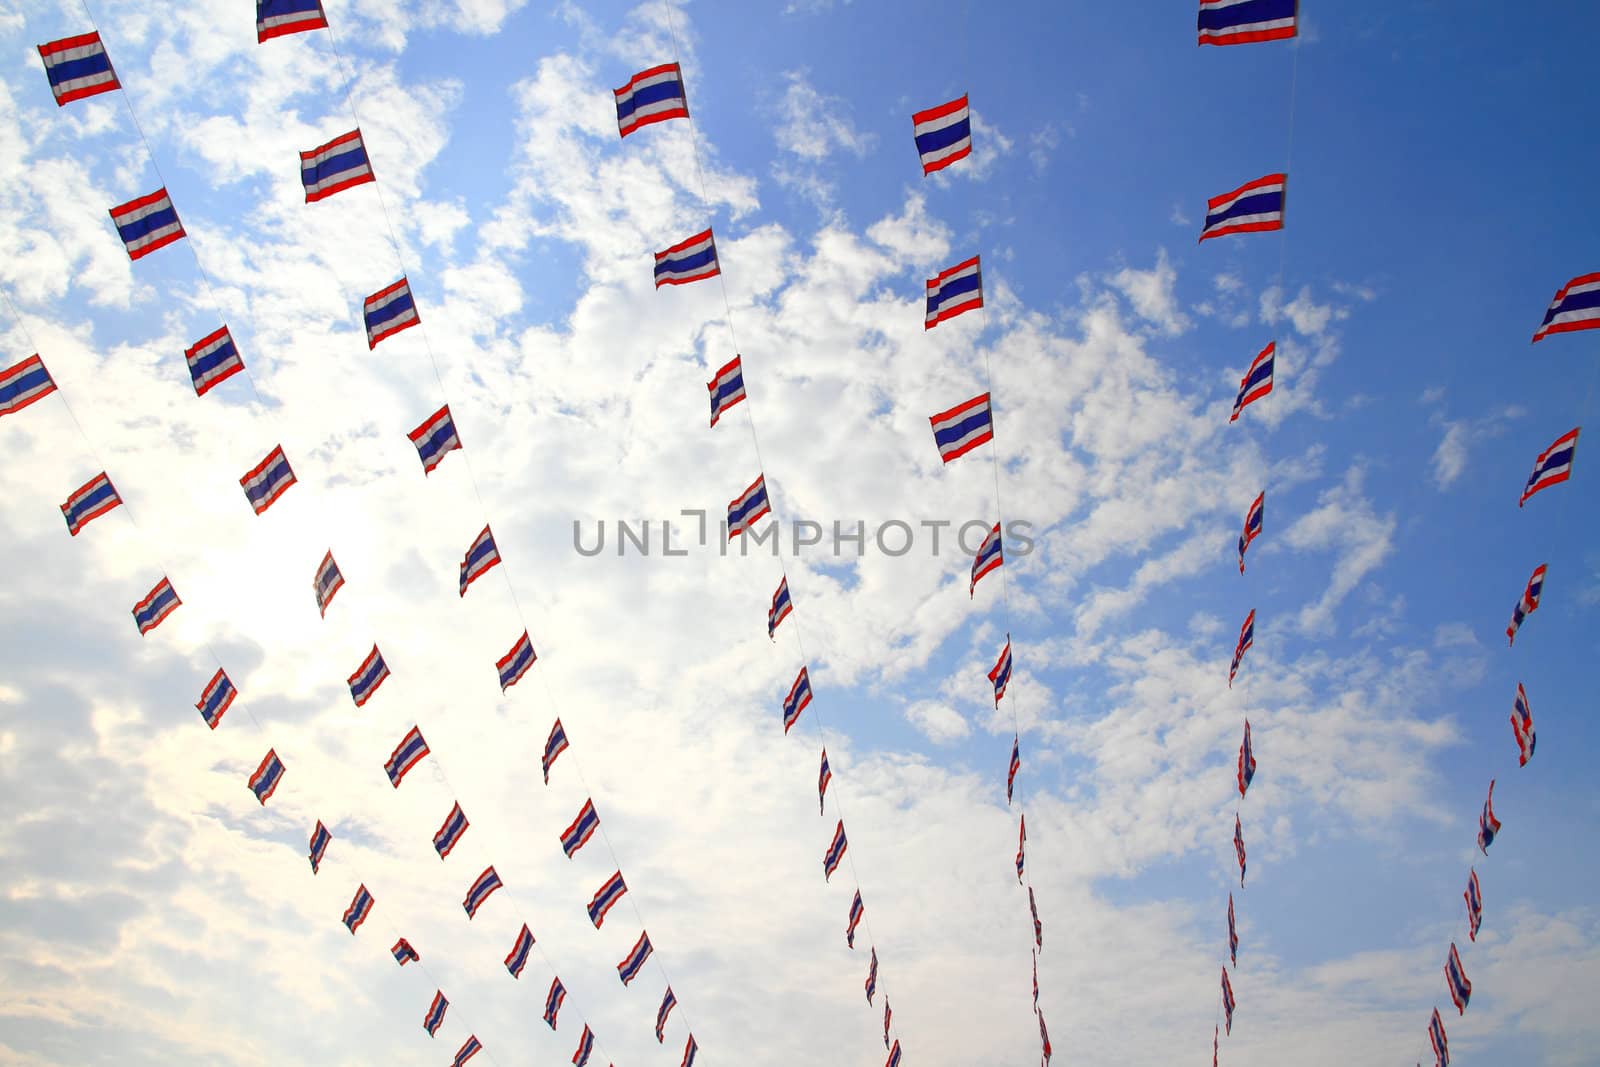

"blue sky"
[1, 2, 1598, 1065]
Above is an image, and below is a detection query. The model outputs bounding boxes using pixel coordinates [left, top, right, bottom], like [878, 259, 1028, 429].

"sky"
[1, 1, 1598, 1065]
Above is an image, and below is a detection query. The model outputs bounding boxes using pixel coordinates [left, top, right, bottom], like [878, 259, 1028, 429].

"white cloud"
[1109, 248, 1190, 337]
[902, 700, 970, 743]
[1280, 466, 1398, 635]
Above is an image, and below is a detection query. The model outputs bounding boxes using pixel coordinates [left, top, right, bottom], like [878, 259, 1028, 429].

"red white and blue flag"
[708, 355, 747, 428]
[497, 631, 537, 692]
[925, 255, 983, 329]
[0, 355, 58, 419]
[847, 890, 864, 948]
[818, 748, 832, 814]
[133, 577, 181, 635]
[865, 946, 878, 1003]
[240, 445, 297, 515]
[988, 637, 1013, 707]
[971, 522, 1003, 598]
[929, 392, 994, 464]
[544, 976, 567, 1029]
[1465, 869, 1483, 942]
[256, 0, 327, 42]
[1444, 942, 1472, 1015]
[433, 801, 469, 859]
[572, 1025, 595, 1067]
[109, 188, 185, 260]
[887, 1040, 902, 1067]
[300, 128, 374, 203]
[1007, 734, 1020, 804]
[313, 551, 344, 619]
[615, 62, 689, 137]
[408, 404, 462, 475]
[1518, 427, 1580, 507]
[248, 747, 285, 804]
[459, 525, 502, 596]
[1199, 173, 1286, 243]
[1238, 490, 1264, 573]
[883, 999, 893, 1050]
[423, 991, 449, 1036]
[1234, 813, 1247, 886]
[1221, 966, 1235, 1034]
[1028, 886, 1042, 949]
[37, 32, 120, 106]
[783, 667, 813, 734]
[1229, 609, 1255, 687]
[1015, 813, 1027, 883]
[463, 866, 504, 919]
[617, 930, 652, 986]
[195, 668, 237, 730]
[656, 987, 677, 1042]
[392, 937, 419, 965]
[823, 820, 848, 881]
[912, 94, 971, 175]
[727, 474, 771, 539]
[1506, 564, 1547, 646]
[1038, 1009, 1052, 1065]
[1477, 779, 1501, 854]
[348, 645, 390, 706]
[1230, 342, 1275, 422]
[1429, 1007, 1450, 1066]
[505, 923, 534, 978]
[1531, 272, 1600, 343]
[1510, 683, 1536, 766]
[1197, 0, 1298, 46]
[654, 229, 720, 288]
[184, 326, 245, 396]
[560, 799, 600, 858]
[1227, 892, 1238, 965]
[363, 277, 419, 349]
[342, 883, 374, 933]
[384, 725, 430, 788]
[768, 576, 793, 639]
[308, 819, 332, 874]
[543, 718, 570, 784]
[61, 472, 122, 536]
[587, 871, 628, 928]
[1238, 719, 1257, 796]
[451, 1036, 482, 1067]
[680, 1035, 698, 1067]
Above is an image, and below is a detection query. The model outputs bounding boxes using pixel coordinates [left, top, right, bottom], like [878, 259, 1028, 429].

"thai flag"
[1227, 892, 1238, 965]
[497, 631, 537, 692]
[768, 576, 793, 639]
[726, 475, 771, 540]
[433, 801, 469, 859]
[865, 946, 878, 1004]
[1477, 779, 1501, 854]
[1197, 0, 1298, 46]
[1238, 490, 1264, 573]
[408, 404, 461, 475]
[543, 718, 570, 784]
[1199, 173, 1286, 243]
[363, 277, 419, 349]
[423, 991, 449, 1036]
[587, 871, 628, 928]
[886, 1040, 902, 1067]
[1230, 342, 1275, 422]
[617, 930, 652, 986]
[656, 987, 677, 1042]
[846, 890, 863, 948]
[132, 577, 181, 636]
[1229, 609, 1255, 687]
[240, 445, 297, 515]
[615, 62, 689, 138]
[1007, 734, 1020, 804]
[883, 999, 892, 1050]
[308, 819, 332, 874]
[1028, 886, 1042, 949]
[1220, 966, 1235, 1035]
[708, 355, 747, 428]
[342, 883, 374, 933]
[1429, 1007, 1450, 1066]
[926, 255, 983, 329]
[1015, 813, 1027, 883]
[463, 866, 504, 919]
[912, 94, 971, 175]
[505, 923, 535, 978]
[680, 1035, 698, 1067]
[384, 725, 430, 788]
[450, 1036, 483, 1066]
[1444, 942, 1472, 1015]
[1510, 683, 1536, 766]
[1464, 869, 1482, 942]
[0, 355, 58, 419]
[1518, 427, 1580, 507]
[1531, 272, 1600, 343]
[823, 820, 848, 882]
[184, 326, 244, 397]
[248, 747, 285, 804]
[195, 668, 237, 730]
[929, 392, 994, 463]
[1038, 1009, 1052, 1064]
[61, 472, 122, 536]
[818, 748, 832, 815]
[1234, 813, 1247, 886]
[109, 188, 185, 261]
[971, 522, 1003, 598]
[1237, 719, 1256, 796]
[543, 976, 566, 1029]
[988, 637, 1013, 707]
[300, 129, 374, 203]
[313, 551, 344, 619]
[654, 229, 720, 288]
[1032, 948, 1039, 1010]
[459, 525, 502, 596]
[37, 32, 120, 107]
[1506, 563, 1547, 646]
[560, 799, 600, 859]
[783, 667, 813, 734]
[348, 644, 391, 707]
[256, 0, 328, 42]
[391, 937, 419, 965]
[572, 1024, 595, 1067]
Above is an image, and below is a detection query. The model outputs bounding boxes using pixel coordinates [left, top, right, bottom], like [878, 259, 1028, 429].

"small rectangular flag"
[195, 667, 237, 730]
[300, 128, 374, 203]
[505, 923, 535, 978]
[257, 0, 328, 42]
[1519, 427, 1580, 507]
[587, 871, 628, 928]
[988, 637, 1013, 707]
[615, 62, 689, 137]
[348, 644, 391, 707]
[1531, 272, 1600, 343]
[423, 990, 449, 1036]
[1510, 683, 1536, 766]
[1444, 942, 1472, 1015]
[392, 937, 419, 965]
[1465, 868, 1482, 942]
[1221, 966, 1236, 1035]
[654, 229, 720, 288]
[132, 577, 181, 636]
[1239, 490, 1264, 573]
[560, 798, 600, 858]
[971, 521, 1003, 598]
[463, 866, 504, 919]
[1016, 813, 1027, 883]
[883, 999, 892, 1050]
[768, 576, 793, 639]
[865, 946, 878, 1004]
[656, 987, 677, 1042]
[847, 890, 864, 949]
[1506, 564, 1547, 646]
[926, 255, 983, 329]
[459, 525, 501, 596]
[342, 883, 374, 933]
[1229, 609, 1255, 687]
[109, 188, 185, 260]
[1007, 734, 1020, 804]
[572, 1024, 596, 1067]
[929, 392, 994, 463]
[708, 355, 747, 428]
[543, 718, 570, 784]
[497, 630, 537, 692]
[308, 819, 332, 874]
[1234, 813, 1247, 886]
[818, 748, 832, 815]
[37, 32, 120, 107]
[617, 930, 653, 986]
[433, 801, 469, 859]
[544, 976, 567, 1029]
[313, 551, 345, 619]
[408, 404, 461, 475]
[1028, 885, 1042, 949]
[363, 277, 419, 349]
[248, 747, 285, 804]
[0, 354, 58, 419]
[1227, 892, 1238, 965]
[1199, 173, 1286, 243]
[1197, 0, 1298, 46]
[783, 667, 813, 734]
[1237, 719, 1256, 796]
[680, 1035, 698, 1067]
[823, 819, 848, 881]
[1230, 342, 1275, 422]
[240, 445, 297, 515]
[61, 471, 122, 536]
[886, 1040, 902, 1067]
[450, 1036, 483, 1067]
[912, 93, 972, 175]
[1429, 1007, 1450, 1067]
[1477, 779, 1501, 854]
[1038, 1010, 1052, 1064]
[184, 326, 245, 396]
[384, 725, 430, 788]
[727, 474, 771, 539]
